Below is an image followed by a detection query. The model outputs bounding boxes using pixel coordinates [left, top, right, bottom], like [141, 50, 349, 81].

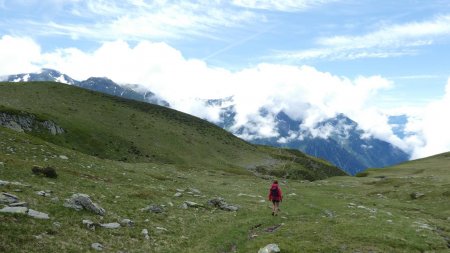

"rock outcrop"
[0, 112, 64, 135]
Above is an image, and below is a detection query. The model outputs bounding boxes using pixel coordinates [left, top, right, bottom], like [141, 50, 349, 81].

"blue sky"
[1, 0, 450, 158]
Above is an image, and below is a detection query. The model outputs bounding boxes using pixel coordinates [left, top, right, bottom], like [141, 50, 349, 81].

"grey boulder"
[64, 193, 105, 216]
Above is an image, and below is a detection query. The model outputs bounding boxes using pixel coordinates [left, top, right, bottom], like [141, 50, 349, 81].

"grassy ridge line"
[0, 81, 346, 180]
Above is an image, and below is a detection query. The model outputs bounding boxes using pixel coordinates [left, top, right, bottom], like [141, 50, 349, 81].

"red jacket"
[268, 183, 282, 201]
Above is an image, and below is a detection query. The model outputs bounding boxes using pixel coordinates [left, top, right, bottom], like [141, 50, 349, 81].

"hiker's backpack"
[270, 186, 279, 198]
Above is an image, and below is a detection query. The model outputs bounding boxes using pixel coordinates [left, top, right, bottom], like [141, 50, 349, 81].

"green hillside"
[1, 82, 448, 252]
[0, 82, 345, 180]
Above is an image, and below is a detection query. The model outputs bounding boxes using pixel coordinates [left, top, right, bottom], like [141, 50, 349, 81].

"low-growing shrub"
[32, 165, 58, 178]
[355, 171, 369, 177]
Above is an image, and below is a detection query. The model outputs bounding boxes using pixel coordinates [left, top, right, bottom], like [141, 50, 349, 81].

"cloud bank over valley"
[1, 36, 449, 159]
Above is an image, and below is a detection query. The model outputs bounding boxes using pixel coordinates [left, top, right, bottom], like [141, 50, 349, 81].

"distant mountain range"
[205, 98, 410, 175]
[6, 69, 169, 107]
[3, 69, 410, 175]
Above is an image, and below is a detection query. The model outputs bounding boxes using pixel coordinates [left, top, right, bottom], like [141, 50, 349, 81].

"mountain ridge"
[4, 69, 410, 175]
[0, 81, 346, 180]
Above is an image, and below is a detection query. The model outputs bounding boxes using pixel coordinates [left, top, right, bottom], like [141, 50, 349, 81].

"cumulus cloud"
[1, 36, 449, 158]
[0, 35, 42, 76]
[405, 78, 450, 158]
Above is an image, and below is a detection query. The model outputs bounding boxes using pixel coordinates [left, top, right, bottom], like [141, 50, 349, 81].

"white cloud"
[2, 36, 449, 159]
[231, 0, 337, 12]
[276, 14, 450, 61]
[405, 78, 450, 158]
[0, 35, 41, 76]
[13, 1, 260, 41]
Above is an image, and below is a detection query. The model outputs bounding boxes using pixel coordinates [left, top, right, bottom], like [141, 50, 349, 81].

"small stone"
[176, 189, 185, 192]
[91, 243, 103, 251]
[184, 201, 202, 208]
[100, 222, 121, 229]
[8, 202, 28, 207]
[59, 155, 68, 160]
[190, 188, 201, 194]
[82, 219, 96, 230]
[258, 243, 280, 253]
[141, 204, 164, 213]
[207, 197, 239, 211]
[141, 229, 150, 240]
[36, 191, 51, 197]
[120, 219, 134, 227]
[0, 192, 19, 204]
[156, 226, 168, 232]
[27, 209, 50, 219]
[410, 192, 425, 199]
[0, 180, 10, 186]
[0, 206, 28, 214]
[174, 192, 182, 197]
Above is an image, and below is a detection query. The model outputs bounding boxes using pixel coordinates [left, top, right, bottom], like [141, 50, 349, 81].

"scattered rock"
[156, 226, 168, 232]
[120, 219, 134, 227]
[53, 222, 62, 228]
[410, 192, 425, 199]
[176, 189, 185, 192]
[91, 242, 104, 251]
[174, 192, 183, 197]
[100, 223, 121, 229]
[141, 204, 164, 213]
[59, 155, 68, 160]
[184, 201, 202, 208]
[142, 228, 150, 240]
[0, 180, 9, 186]
[0, 206, 28, 214]
[413, 221, 434, 231]
[8, 202, 28, 207]
[258, 243, 280, 253]
[64, 193, 106, 216]
[36, 191, 51, 197]
[324, 209, 336, 218]
[357, 205, 377, 213]
[27, 209, 50, 219]
[0, 192, 19, 204]
[207, 197, 239, 211]
[83, 219, 97, 230]
[190, 188, 201, 194]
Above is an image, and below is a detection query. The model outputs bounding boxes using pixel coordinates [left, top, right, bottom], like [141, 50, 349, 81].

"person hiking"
[268, 180, 282, 216]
